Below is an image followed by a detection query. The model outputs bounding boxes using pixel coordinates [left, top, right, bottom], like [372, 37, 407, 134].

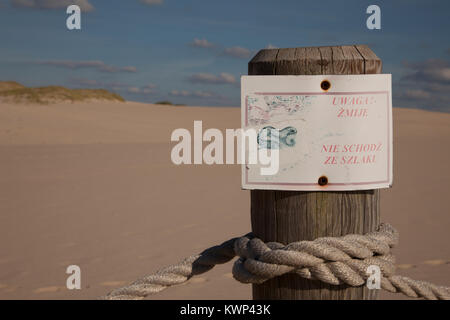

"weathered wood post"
[249, 45, 382, 300]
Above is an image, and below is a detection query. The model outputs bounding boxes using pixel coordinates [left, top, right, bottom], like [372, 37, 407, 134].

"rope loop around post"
[102, 223, 450, 300]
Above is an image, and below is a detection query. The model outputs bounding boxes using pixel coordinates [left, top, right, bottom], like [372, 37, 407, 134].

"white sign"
[241, 74, 393, 191]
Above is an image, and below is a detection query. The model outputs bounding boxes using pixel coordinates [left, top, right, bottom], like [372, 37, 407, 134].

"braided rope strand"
[102, 224, 450, 300]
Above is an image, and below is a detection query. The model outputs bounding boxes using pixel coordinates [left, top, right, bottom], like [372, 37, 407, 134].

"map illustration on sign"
[247, 95, 316, 126]
[241, 74, 393, 191]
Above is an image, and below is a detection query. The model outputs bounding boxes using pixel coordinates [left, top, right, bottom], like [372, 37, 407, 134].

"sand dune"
[0, 101, 449, 299]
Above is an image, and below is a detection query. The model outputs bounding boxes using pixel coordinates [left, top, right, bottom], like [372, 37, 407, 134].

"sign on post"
[241, 74, 392, 191]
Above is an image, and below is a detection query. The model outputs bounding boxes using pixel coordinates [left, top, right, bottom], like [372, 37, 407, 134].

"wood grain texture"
[248, 45, 382, 300]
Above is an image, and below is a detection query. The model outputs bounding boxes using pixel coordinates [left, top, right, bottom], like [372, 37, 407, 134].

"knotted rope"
[102, 223, 450, 300]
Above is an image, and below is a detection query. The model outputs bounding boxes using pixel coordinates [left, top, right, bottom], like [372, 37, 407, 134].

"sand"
[0, 101, 449, 299]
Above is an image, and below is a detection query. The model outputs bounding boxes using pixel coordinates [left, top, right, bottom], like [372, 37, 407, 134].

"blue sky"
[0, 0, 449, 111]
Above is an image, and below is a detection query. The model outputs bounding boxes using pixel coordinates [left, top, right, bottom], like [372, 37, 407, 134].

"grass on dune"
[0, 81, 25, 92]
[0, 82, 125, 104]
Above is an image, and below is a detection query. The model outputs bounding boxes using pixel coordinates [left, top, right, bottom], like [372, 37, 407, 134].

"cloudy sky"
[1, 0, 449, 111]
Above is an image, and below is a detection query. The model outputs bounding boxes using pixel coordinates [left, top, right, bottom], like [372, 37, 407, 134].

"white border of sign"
[241, 74, 393, 191]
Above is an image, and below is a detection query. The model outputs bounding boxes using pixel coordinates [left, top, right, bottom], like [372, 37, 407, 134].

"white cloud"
[401, 89, 431, 100]
[169, 90, 217, 98]
[223, 46, 252, 59]
[395, 56, 450, 112]
[403, 59, 450, 83]
[71, 78, 100, 86]
[187, 72, 236, 85]
[127, 87, 141, 93]
[169, 90, 189, 97]
[12, 0, 94, 11]
[70, 78, 156, 95]
[35, 60, 137, 73]
[190, 38, 215, 49]
[127, 84, 156, 94]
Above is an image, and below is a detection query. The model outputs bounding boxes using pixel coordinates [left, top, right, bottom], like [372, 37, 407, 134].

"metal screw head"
[318, 176, 328, 186]
[320, 80, 331, 91]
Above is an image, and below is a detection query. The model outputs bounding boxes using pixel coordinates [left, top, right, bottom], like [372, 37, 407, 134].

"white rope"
[102, 223, 450, 300]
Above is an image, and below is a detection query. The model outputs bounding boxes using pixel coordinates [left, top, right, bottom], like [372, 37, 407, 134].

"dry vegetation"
[0, 81, 124, 104]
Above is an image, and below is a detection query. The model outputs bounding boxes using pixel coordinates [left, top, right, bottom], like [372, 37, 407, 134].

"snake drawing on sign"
[257, 126, 298, 149]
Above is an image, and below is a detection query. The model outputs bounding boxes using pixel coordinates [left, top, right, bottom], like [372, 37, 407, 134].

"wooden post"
[249, 45, 382, 300]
